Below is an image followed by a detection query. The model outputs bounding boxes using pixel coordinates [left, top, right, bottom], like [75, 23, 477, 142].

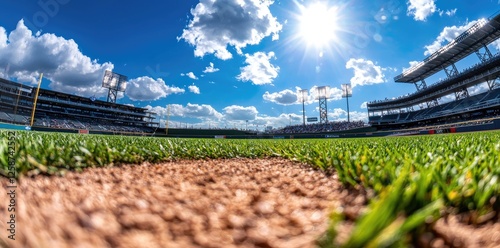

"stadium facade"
[0, 77, 158, 133]
[367, 11, 500, 130]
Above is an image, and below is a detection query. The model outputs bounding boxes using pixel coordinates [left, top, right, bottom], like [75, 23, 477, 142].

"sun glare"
[298, 2, 339, 48]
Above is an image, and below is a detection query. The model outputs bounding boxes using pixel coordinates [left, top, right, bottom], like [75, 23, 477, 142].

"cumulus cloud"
[407, 0, 437, 21]
[237, 51, 279, 85]
[347, 111, 369, 122]
[328, 108, 348, 119]
[262, 89, 298, 105]
[172, 103, 223, 119]
[403, 60, 420, 72]
[148, 103, 223, 120]
[345, 58, 386, 88]
[203, 62, 219, 73]
[181, 72, 199, 80]
[326, 108, 368, 122]
[468, 82, 489, 96]
[126, 77, 185, 101]
[223, 105, 258, 120]
[263, 86, 344, 106]
[424, 20, 482, 56]
[439, 8, 457, 17]
[360, 102, 368, 109]
[188, 84, 201, 94]
[178, 0, 282, 60]
[0, 20, 113, 97]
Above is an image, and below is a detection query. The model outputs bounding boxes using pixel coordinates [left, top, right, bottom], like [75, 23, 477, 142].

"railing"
[369, 65, 500, 111]
[394, 18, 490, 81]
[371, 53, 500, 107]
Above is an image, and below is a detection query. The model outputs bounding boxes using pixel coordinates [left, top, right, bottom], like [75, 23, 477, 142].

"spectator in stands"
[268, 120, 365, 134]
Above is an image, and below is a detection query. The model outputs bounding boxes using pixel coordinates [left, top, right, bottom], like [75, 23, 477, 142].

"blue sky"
[0, 0, 499, 130]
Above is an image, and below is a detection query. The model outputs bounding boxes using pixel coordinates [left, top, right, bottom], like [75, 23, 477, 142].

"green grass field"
[2, 130, 500, 247]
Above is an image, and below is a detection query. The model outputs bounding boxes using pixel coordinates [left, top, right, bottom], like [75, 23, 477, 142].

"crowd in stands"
[36, 117, 153, 133]
[0, 111, 154, 133]
[269, 120, 366, 134]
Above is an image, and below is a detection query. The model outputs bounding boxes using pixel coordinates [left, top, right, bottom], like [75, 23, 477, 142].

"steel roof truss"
[476, 44, 493, 63]
[443, 63, 459, 78]
[487, 75, 500, 90]
[415, 80, 428, 91]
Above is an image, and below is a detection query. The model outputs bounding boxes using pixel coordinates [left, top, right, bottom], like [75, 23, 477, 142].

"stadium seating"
[270, 120, 366, 134]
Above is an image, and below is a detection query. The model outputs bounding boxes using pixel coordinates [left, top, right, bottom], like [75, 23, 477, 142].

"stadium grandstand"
[367, 11, 500, 130]
[0, 77, 158, 133]
[268, 121, 366, 134]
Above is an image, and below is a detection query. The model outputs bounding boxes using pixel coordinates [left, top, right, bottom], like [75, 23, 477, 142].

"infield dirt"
[0, 158, 499, 248]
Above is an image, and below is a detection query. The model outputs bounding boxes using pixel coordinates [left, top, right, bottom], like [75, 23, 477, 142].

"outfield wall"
[3, 120, 500, 139]
[420, 119, 500, 135]
[0, 123, 30, 131]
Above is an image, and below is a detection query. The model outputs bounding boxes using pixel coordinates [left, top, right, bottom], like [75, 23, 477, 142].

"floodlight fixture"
[341, 83, 352, 98]
[102, 70, 128, 103]
[316, 86, 331, 100]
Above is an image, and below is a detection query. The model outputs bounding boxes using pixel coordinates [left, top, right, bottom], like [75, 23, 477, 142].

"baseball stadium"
[2, 4, 500, 248]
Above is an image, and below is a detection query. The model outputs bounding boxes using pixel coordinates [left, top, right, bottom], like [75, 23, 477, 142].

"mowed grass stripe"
[1, 130, 500, 247]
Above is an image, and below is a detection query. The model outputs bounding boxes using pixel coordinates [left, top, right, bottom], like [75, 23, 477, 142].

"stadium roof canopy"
[368, 56, 500, 110]
[394, 11, 500, 83]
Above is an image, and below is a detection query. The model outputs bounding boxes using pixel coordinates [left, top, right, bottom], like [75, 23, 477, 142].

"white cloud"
[264, 86, 343, 106]
[327, 108, 368, 122]
[360, 102, 368, 109]
[253, 113, 302, 128]
[403, 60, 420, 72]
[263, 89, 298, 105]
[345, 58, 386, 88]
[0, 20, 113, 97]
[148, 103, 223, 120]
[237, 51, 279, 85]
[181, 72, 199, 80]
[407, 0, 437, 21]
[203, 62, 219, 73]
[178, 0, 282, 60]
[126, 76, 185, 101]
[424, 19, 481, 56]
[188, 84, 201, 94]
[223, 105, 258, 120]
[439, 8, 457, 17]
[492, 40, 500, 51]
[328, 108, 347, 119]
[468, 82, 489, 96]
[347, 111, 369, 122]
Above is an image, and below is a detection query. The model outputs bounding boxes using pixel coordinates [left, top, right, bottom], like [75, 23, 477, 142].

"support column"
[475, 44, 493, 63]
[415, 79, 427, 91]
[487, 76, 500, 90]
[443, 63, 459, 77]
[319, 97, 328, 124]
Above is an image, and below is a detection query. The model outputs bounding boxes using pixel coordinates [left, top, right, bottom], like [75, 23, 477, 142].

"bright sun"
[298, 2, 339, 48]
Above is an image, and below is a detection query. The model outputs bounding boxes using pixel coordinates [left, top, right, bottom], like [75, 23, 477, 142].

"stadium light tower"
[316, 86, 330, 124]
[342, 83, 352, 122]
[102, 70, 128, 103]
[299, 89, 308, 126]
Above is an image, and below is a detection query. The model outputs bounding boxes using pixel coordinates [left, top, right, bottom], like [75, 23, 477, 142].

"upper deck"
[394, 11, 500, 83]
